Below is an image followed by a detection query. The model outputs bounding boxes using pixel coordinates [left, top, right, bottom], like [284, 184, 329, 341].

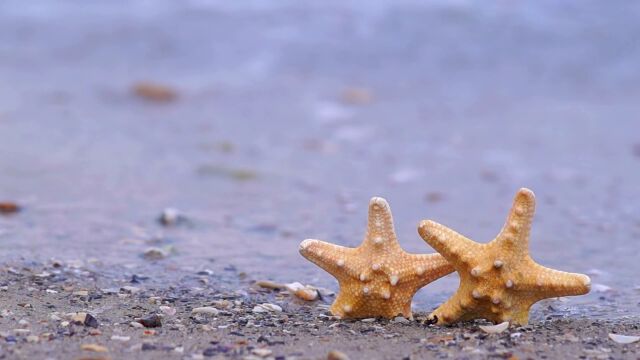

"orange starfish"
[299, 197, 453, 319]
[418, 188, 591, 325]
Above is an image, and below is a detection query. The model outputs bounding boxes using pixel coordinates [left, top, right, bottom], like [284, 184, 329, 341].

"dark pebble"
[203, 345, 231, 356]
[84, 313, 99, 328]
[138, 314, 162, 328]
[5, 336, 16, 343]
[142, 343, 157, 351]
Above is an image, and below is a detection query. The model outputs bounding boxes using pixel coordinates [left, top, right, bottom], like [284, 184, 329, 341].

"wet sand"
[1, 0, 640, 358]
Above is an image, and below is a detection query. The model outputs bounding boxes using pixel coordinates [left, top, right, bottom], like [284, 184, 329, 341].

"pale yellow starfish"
[418, 188, 591, 325]
[299, 197, 453, 319]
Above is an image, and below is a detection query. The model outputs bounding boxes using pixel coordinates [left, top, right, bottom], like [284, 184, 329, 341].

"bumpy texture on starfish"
[299, 197, 453, 319]
[418, 188, 591, 326]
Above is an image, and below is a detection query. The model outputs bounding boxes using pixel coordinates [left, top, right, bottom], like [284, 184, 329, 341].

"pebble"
[130, 321, 145, 329]
[133, 82, 178, 103]
[137, 314, 162, 328]
[327, 350, 350, 360]
[192, 307, 219, 316]
[251, 348, 273, 357]
[143, 247, 169, 261]
[26, 335, 39, 343]
[255, 280, 285, 290]
[252, 303, 282, 313]
[121, 286, 141, 294]
[73, 290, 89, 296]
[84, 314, 99, 328]
[80, 343, 109, 352]
[392, 316, 410, 324]
[160, 305, 176, 316]
[158, 207, 185, 226]
[0, 202, 21, 214]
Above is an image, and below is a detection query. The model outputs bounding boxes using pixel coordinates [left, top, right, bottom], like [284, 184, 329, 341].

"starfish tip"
[417, 219, 432, 233]
[516, 188, 535, 200]
[298, 239, 317, 254]
[369, 196, 389, 210]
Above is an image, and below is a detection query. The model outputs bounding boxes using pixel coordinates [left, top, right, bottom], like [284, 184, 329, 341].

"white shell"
[609, 333, 640, 344]
[479, 321, 509, 334]
[252, 303, 282, 313]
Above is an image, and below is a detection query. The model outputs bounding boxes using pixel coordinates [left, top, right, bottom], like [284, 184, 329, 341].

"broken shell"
[252, 303, 282, 313]
[284, 282, 319, 301]
[609, 333, 640, 344]
[479, 321, 509, 334]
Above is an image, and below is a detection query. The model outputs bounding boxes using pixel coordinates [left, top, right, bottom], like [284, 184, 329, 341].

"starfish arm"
[418, 220, 480, 265]
[363, 197, 400, 249]
[495, 188, 535, 251]
[427, 291, 467, 325]
[299, 239, 357, 280]
[403, 253, 454, 286]
[520, 262, 591, 298]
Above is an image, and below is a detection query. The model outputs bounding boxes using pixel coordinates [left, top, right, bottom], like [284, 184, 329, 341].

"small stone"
[143, 247, 168, 261]
[392, 316, 410, 324]
[81, 343, 108, 352]
[158, 207, 186, 226]
[84, 314, 99, 328]
[137, 314, 162, 328]
[121, 286, 140, 294]
[252, 303, 282, 313]
[252, 348, 273, 357]
[327, 350, 350, 360]
[159, 306, 176, 316]
[255, 280, 285, 290]
[0, 202, 21, 214]
[130, 321, 145, 328]
[142, 343, 157, 351]
[191, 307, 219, 316]
[111, 335, 131, 342]
[73, 290, 89, 297]
[26, 335, 39, 343]
[132, 82, 178, 103]
[71, 312, 87, 324]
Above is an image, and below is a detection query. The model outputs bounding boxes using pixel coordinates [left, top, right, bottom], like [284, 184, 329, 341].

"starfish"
[418, 188, 591, 326]
[299, 197, 453, 319]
